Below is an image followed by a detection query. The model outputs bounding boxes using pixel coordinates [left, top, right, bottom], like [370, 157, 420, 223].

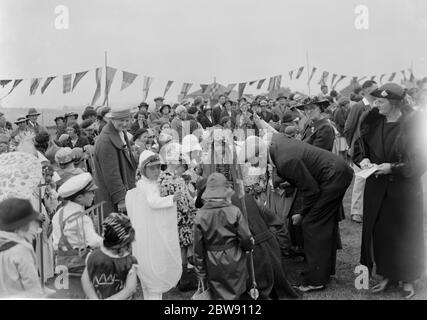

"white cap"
[58, 172, 97, 199]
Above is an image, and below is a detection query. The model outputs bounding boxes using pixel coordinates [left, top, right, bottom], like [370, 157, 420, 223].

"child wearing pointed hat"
[193, 172, 253, 300]
[125, 150, 183, 299]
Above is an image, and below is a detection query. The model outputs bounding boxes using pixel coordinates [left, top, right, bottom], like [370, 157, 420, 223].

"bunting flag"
[120, 71, 138, 91]
[0, 80, 11, 88]
[63, 74, 72, 94]
[256, 78, 266, 90]
[40, 76, 56, 94]
[388, 72, 396, 82]
[200, 84, 209, 94]
[238, 82, 246, 98]
[30, 78, 42, 95]
[249, 80, 257, 86]
[180, 83, 193, 99]
[318, 71, 329, 85]
[289, 70, 294, 80]
[370, 76, 376, 81]
[72, 71, 88, 91]
[379, 74, 386, 84]
[267, 77, 275, 91]
[352, 76, 358, 83]
[358, 76, 367, 83]
[103, 66, 117, 105]
[409, 69, 415, 83]
[142, 76, 154, 102]
[295, 66, 305, 79]
[90, 67, 103, 106]
[400, 70, 407, 81]
[163, 80, 174, 97]
[225, 83, 237, 95]
[210, 82, 219, 99]
[308, 67, 317, 83]
[330, 74, 338, 88]
[332, 75, 346, 89]
[275, 75, 282, 90]
[6, 79, 23, 96]
[267, 75, 281, 91]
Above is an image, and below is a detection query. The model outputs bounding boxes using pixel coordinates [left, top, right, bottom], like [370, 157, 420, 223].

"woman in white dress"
[125, 150, 183, 300]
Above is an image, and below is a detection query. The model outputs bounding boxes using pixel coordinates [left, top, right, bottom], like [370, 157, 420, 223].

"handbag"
[191, 279, 213, 300]
[55, 208, 90, 275]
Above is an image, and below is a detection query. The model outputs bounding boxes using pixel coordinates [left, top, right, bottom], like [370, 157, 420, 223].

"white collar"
[362, 97, 370, 106]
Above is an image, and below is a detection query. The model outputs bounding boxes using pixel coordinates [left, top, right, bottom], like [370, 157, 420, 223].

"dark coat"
[197, 112, 213, 129]
[343, 100, 371, 157]
[193, 199, 253, 300]
[333, 107, 349, 136]
[301, 118, 335, 152]
[219, 109, 237, 128]
[231, 194, 299, 299]
[93, 121, 137, 217]
[212, 105, 223, 126]
[270, 134, 353, 286]
[359, 108, 426, 281]
[62, 136, 90, 149]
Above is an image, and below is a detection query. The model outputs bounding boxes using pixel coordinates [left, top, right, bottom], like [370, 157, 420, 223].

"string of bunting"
[0, 65, 417, 103]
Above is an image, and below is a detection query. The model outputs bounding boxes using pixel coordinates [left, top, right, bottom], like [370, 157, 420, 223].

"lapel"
[103, 122, 136, 169]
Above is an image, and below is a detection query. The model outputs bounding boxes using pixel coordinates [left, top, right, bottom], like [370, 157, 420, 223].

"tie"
[122, 130, 136, 167]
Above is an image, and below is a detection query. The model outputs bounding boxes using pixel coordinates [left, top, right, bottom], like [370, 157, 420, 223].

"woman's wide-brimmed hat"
[370, 83, 406, 101]
[105, 106, 133, 120]
[14, 116, 28, 124]
[0, 198, 42, 232]
[295, 96, 330, 112]
[202, 172, 235, 200]
[160, 104, 171, 113]
[26, 108, 41, 117]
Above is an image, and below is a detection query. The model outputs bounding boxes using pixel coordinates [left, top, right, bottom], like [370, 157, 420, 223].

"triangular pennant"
[379, 74, 386, 84]
[249, 80, 257, 86]
[267, 77, 275, 91]
[295, 66, 305, 79]
[358, 76, 367, 83]
[330, 74, 338, 88]
[238, 83, 246, 98]
[388, 73, 396, 82]
[200, 84, 209, 94]
[256, 78, 266, 90]
[180, 83, 193, 98]
[409, 70, 415, 83]
[142, 76, 154, 102]
[318, 71, 329, 85]
[332, 75, 346, 90]
[63, 74, 72, 94]
[72, 71, 88, 91]
[289, 70, 294, 80]
[0, 80, 12, 88]
[41, 76, 56, 94]
[90, 67, 103, 106]
[120, 71, 138, 91]
[400, 70, 407, 81]
[370, 76, 376, 81]
[163, 80, 174, 98]
[308, 67, 317, 83]
[30, 78, 42, 95]
[225, 83, 236, 95]
[352, 76, 358, 83]
[274, 75, 282, 90]
[6, 79, 23, 96]
[103, 66, 117, 105]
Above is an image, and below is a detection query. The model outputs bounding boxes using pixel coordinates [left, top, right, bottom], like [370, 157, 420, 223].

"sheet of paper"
[355, 165, 378, 179]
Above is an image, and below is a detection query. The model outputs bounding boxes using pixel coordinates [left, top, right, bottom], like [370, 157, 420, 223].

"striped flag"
[225, 83, 236, 95]
[332, 75, 346, 90]
[63, 74, 72, 94]
[72, 71, 88, 91]
[103, 66, 117, 105]
[200, 84, 209, 94]
[238, 82, 246, 98]
[295, 67, 304, 79]
[0, 80, 11, 88]
[318, 71, 329, 85]
[289, 70, 294, 80]
[90, 67, 103, 106]
[30, 78, 42, 95]
[180, 83, 193, 99]
[308, 67, 317, 83]
[142, 76, 154, 102]
[257, 79, 266, 90]
[388, 73, 396, 82]
[6, 79, 23, 96]
[41, 76, 56, 94]
[163, 80, 174, 97]
[120, 71, 138, 91]
[330, 74, 338, 88]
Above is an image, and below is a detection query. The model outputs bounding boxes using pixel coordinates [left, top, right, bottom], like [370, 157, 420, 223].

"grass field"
[48, 174, 427, 300]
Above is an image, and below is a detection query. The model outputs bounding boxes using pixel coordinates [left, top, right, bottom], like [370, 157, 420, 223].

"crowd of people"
[0, 80, 426, 300]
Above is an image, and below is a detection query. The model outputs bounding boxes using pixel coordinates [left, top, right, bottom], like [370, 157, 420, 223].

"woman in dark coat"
[357, 83, 426, 299]
[62, 123, 90, 149]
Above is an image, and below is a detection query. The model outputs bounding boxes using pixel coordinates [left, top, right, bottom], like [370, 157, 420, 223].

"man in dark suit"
[26, 108, 47, 134]
[93, 106, 137, 217]
[219, 100, 237, 128]
[212, 94, 227, 125]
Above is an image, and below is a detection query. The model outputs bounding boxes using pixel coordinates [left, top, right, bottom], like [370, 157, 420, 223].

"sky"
[1, 0, 427, 109]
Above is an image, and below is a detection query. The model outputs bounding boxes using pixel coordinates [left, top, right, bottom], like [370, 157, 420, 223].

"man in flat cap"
[94, 106, 137, 217]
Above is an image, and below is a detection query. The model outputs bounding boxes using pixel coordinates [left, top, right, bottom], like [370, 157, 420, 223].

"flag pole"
[306, 49, 311, 95]
[104, 51, 109, 107]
